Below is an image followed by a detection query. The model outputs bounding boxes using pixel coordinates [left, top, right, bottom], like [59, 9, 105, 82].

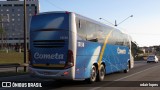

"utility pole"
[24, 0, 28, 72]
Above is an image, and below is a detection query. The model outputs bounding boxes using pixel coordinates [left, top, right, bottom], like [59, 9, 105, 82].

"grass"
[0, 50, 29, 77]
[0, 50, 24, 64]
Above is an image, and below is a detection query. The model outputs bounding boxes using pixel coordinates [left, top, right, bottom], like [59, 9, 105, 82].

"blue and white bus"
[29, 11, 134, 82]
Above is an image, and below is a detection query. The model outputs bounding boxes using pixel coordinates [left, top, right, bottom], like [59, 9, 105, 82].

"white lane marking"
[91, 87, 101, 90]
[90, 64, 160, 90]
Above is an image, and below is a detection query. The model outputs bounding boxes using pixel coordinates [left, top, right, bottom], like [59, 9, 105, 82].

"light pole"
[115, 15, 133, 26]
[100, 15, 133, 27]
[24, 0, 28, 72]
[99, 18, 115, 26]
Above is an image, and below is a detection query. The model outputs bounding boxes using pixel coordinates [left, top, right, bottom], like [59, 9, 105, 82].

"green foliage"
[131, 41, 144, 60]
[0, 27, 4, 34]
[0, 16, 4, 34]
[131, 41, 138, 57]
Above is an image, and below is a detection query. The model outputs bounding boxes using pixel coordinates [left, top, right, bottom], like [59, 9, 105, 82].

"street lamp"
[115, 15, 133, 26]
[99, 18, 115, 26]
[100, 15, 133, 27]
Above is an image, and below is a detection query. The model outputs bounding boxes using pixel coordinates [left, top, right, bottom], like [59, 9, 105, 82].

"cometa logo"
[117, 47, 126, 54]
[34, 52, 64, 60]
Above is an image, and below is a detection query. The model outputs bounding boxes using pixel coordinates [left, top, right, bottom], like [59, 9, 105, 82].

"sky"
[39, 0, 160, 47]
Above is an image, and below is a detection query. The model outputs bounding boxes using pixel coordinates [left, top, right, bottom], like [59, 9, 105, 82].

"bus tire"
[124, 62, 130, 73]
[87, 65, 97, 83]
[97, 64, 105, 81]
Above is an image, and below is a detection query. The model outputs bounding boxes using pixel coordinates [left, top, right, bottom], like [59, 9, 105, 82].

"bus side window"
[85, 21, 98, 42]
[76, 19, 86, 41]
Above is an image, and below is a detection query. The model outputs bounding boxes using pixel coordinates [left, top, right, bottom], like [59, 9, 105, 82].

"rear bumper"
[29, 67, 74, 80]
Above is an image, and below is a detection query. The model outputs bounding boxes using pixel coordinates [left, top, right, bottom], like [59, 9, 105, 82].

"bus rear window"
[30, 13, 69, 31]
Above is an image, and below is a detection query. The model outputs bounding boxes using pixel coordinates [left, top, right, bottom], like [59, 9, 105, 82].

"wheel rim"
[126, 63, 129, 71]
[91, 66, 96, 81]
[100, 65, 105, 79]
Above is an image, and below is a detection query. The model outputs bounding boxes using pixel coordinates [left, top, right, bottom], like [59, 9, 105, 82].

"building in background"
[0, 0, 39, 50]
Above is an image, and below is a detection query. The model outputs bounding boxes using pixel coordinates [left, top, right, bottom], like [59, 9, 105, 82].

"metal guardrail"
[0, 63, 28, 72]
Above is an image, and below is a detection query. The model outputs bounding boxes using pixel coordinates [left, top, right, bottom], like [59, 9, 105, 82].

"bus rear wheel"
[97, 64, 105, 81]
[124, 62, 130, 73]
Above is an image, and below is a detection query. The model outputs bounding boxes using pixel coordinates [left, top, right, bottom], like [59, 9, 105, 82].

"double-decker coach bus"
[29, 11, 134, 82]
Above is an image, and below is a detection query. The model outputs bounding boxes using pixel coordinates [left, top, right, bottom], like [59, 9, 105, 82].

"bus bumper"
[29, 67, 74, 80]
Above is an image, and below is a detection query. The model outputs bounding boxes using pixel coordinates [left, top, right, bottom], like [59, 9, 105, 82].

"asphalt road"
[1, 61, 160, 90]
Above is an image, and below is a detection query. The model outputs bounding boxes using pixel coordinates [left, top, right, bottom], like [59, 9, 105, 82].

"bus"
[29, 11, 134, 82]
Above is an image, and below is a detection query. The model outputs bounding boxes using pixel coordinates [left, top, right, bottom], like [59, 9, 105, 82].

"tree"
[0, 16, 4, 49]
[131, 41, 139, 58]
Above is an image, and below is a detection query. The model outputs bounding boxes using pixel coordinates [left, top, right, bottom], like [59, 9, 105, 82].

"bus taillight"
[65, 11, 70, 14]
[64, 50, 74, 69]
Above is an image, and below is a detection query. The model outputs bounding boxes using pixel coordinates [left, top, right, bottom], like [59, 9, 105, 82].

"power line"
[45, 0, 65, 11]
